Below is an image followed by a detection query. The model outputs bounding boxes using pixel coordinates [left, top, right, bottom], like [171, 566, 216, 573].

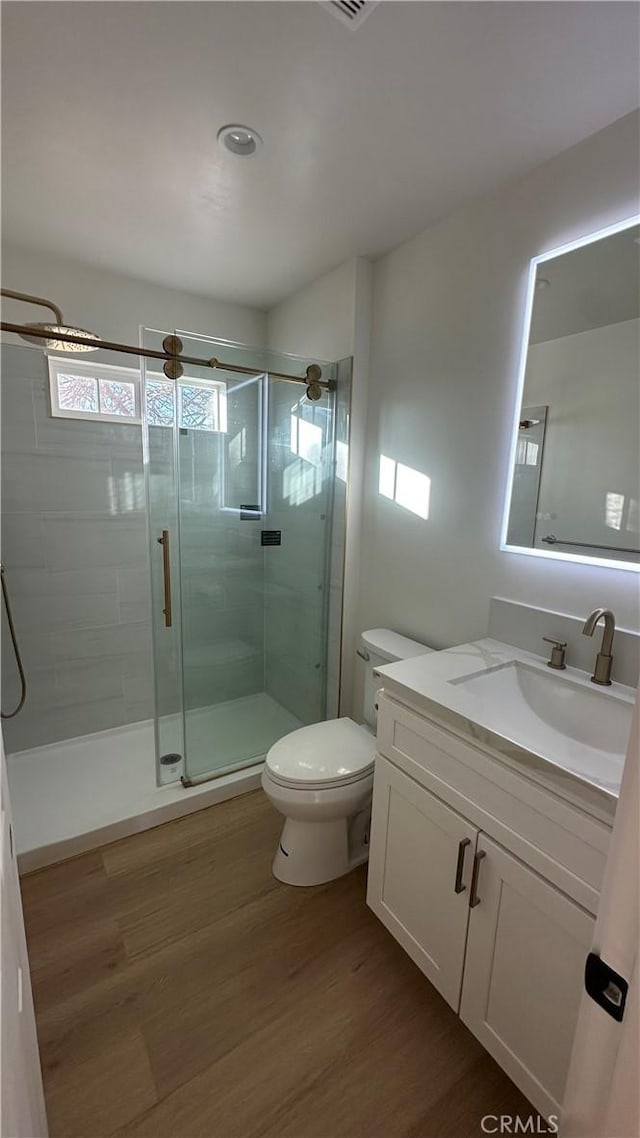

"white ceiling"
[2, 1, 639, 309]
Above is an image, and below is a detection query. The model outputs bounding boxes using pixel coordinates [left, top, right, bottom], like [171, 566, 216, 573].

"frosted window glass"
[146, 379, 175, 426]
[57, 373, 99, 412]
[98, 378, 136, 418]
[179, 385, 218, 431]
[49, 358, 141, 424]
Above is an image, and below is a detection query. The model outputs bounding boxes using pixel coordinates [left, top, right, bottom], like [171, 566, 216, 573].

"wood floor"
[21, 789, 533, 1138]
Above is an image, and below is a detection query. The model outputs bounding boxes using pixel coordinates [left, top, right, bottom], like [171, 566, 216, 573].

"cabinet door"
[367, 756, 478, 1011]
[460, 834, 594, 1119]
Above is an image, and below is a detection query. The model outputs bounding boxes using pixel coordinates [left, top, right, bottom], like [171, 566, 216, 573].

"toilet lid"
[265, 718, 376, 787]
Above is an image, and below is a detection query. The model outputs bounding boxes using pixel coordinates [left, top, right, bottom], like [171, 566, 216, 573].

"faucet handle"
[542, 637, 567, 670]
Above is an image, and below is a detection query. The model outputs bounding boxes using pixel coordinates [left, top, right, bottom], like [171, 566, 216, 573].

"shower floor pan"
[6, 692, 302, 873]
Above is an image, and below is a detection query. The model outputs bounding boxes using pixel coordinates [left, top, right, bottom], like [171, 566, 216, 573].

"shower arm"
[1, 295, 333, 395]
[1, 288, 64, 325]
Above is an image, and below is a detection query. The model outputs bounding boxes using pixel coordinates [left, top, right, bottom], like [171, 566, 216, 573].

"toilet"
[261, 628, 433, 886]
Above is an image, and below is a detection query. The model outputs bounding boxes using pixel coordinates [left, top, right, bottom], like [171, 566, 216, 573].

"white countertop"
[376, 639, 636, 819]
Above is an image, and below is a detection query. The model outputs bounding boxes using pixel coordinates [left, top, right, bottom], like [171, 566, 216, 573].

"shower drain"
[159, 752, 184, 786]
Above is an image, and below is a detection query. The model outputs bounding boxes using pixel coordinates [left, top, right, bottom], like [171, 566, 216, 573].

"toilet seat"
[265, 717, 375, 791]
[264, 766, 373, 792]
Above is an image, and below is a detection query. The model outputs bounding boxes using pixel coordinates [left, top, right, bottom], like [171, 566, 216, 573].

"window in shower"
[49, 358, 227, 434]
[146, 376, 227, 432]
[48, 357, 141, 422]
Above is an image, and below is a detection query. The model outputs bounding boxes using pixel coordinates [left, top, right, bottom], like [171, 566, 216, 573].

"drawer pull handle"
[469, 850, 486, 908]
[454, 838, 471, 893]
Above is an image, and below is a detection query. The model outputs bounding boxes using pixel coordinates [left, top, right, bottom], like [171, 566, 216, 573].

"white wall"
[267, 257, 373, 718]
[2, 243, 266, 348]
[358, 110, 640, 673]
[266, 259, 360, 363]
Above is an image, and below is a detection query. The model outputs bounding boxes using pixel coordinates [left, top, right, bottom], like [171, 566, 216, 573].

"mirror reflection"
[504, 219, 640, 567]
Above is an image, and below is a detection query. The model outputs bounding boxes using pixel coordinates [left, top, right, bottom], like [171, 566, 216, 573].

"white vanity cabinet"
[367, 693, 611, 1120]
[366, 755, 478, 1010]
[459, 833, 594, 1116]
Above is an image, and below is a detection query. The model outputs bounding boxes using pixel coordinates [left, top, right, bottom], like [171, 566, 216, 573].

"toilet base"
[272, 817, 366, 887]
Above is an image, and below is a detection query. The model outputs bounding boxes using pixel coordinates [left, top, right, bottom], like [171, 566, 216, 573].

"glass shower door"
[146, 377, 185, 785]
[144, 332, 338, 785]
[178, 362, 273, 782]
[263, 376, 335, 728]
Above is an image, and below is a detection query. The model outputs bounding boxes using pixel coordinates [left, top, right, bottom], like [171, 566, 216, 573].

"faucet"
[582, 609, 615, 685]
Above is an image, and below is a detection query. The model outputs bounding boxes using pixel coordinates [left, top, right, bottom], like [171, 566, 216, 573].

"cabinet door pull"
[454, 837, 471, 893]
[469, 850, 486, 908]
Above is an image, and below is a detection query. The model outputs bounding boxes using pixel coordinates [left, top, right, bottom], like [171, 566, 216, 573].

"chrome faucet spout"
[582, 608, 615, 685]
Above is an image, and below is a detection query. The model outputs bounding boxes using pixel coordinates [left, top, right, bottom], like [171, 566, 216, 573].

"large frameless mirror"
[502, 216, 640, 571]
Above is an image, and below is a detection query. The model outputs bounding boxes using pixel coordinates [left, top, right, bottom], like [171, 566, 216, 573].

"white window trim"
[48, 356, 142, 424]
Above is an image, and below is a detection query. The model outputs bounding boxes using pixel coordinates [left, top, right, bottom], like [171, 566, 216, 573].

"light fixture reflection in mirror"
[501, 214, 640, 573]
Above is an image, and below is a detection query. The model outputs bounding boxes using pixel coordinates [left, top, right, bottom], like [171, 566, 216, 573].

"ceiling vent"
[321, 1, 380, 30]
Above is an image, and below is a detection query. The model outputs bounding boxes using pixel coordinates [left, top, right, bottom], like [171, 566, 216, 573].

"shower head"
[18, 322, 100, 352]
[1, 289, 100, 353]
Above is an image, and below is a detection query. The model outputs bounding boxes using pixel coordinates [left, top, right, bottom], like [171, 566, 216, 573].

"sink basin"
[450, 660, 633, 788]
[376, 637, 634, 805]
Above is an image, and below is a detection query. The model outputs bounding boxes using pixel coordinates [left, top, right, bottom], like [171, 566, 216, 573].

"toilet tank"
[359, 628, 433, 729]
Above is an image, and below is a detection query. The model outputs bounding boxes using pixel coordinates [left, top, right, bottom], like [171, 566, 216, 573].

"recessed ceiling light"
[217, 124, 263, 158]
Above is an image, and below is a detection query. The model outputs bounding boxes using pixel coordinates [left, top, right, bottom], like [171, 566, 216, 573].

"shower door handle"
[157, 530, 173, 628]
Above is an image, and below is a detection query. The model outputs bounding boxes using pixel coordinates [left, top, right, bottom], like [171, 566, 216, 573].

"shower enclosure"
[1, 329, 348, 866]
[143, 331, 345, 787]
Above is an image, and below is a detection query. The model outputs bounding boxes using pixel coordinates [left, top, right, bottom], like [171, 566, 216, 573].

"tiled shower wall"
[1, 344, 154, 752]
